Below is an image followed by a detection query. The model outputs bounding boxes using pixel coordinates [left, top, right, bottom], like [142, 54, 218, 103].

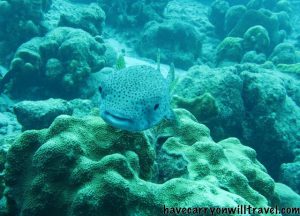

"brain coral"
[3, 109, 280, 215]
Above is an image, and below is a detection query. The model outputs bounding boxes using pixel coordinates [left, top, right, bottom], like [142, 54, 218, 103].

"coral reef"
[58, 3, 105, 36]
[208, 0, 230, 37]
[3, 27, 116, 99]
[279, 150, 300, 194]
[162, 0, 216, 66]
[163, 0, 214, 35]
[98, 0, 167, 28]
[241, 51, 267, 64]
[243, 25, 270, 53]
[270, 43, 297, 65]
[0, 0, 51, 64]
[276, 63, 300, 74]
[137, 20, 202, 69]
[3, 109, 280, 215]
[216, 37, 244, 65]
[228, 9, 288, 48]
[174, 64, 300, 179]
[174, 65, 245, 141]
[224, 5, 247, 34]
[275, 183, 300, 216]
[14, 99, 73, 130]
[209, 0, 293, 66]
[0, 94, 21, 137]
[0, 113, 21, 137]
[172, 93, 219, 123]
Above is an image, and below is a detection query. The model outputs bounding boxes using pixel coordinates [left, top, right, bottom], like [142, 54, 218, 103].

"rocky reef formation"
[14, 99, 72, 130]
[2, 27, 116, 99]
[0, 0, 51, 65]
[173, 64, 300, 180]
[137, 20, 202, 70]
[209, 0, 297, 67]
[13, 98, 96, 131]
[2, 109, 280, 215]
[98, 0, 167, 28]
[275, 183, 300, 216]
[280, 149, 300, 194]
[58, 3, 105, 36]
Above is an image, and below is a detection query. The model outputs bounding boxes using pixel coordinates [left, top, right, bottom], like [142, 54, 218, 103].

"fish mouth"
[101, 111, 133, 129]
[104, 111, 131, 122]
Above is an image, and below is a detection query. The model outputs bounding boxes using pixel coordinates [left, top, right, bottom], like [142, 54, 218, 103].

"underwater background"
[0, 0, 300, 215]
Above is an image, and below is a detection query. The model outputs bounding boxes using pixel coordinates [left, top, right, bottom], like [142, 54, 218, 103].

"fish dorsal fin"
[116, 49, 126, 70]
[168, 63, 179, 94]
[167, 63, 175, 83]
[156, 48, 161, 72]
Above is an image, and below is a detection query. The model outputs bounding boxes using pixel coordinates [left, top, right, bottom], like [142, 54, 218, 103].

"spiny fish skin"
[99, 65, 173, 132]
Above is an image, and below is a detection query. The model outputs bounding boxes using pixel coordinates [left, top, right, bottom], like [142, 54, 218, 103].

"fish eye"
[98, 86, 102, 93]
[154, 103, 159, 110]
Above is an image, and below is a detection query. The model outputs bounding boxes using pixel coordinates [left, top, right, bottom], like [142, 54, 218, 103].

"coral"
[98, 0, 167, 28]
[0, 0, 51, 64]
[216, 25, 271, 65]
[243, 25, 270, 53]
[276, 63, 300, 74]
[163, 0, 214, 35]
[0, 94, 21, 137]
[224, 5, 247, 34]
[137, 20, 202, 69]
[153, 109, 279, 206]
[173, 65, 245, 141]
[58, 3, 105, 36]
[241, 51, 267, 64]
[208, 0, 230, 37]
[279, 150, 300, 194]
[163, 0, 216, 66]
[3, 109, 280, 215]
[13, 99, 73, 130]
[275, 183, 300, 216]
[269, 43, 297, 65]
[274, 0, 292, 13]
[229, 10, 283, 45]
[239, 68, 300, 178]
[68, 99, 95, 117]
[228, 9, 286, 48]
[4, 115, 155, 215]
[0, 112, 21, 136]
[172, 93, 219, 123]
[210, 0, 291, 43]
[4, 27, 116, 99]
[209, 0, 293, 66]
[173, 64, 300, 180]
[276, 11, 292, 33]
[216, 37, 244, 65]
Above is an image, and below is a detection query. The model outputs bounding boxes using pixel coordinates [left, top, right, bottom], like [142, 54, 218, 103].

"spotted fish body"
[99, 65, 174, 132]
